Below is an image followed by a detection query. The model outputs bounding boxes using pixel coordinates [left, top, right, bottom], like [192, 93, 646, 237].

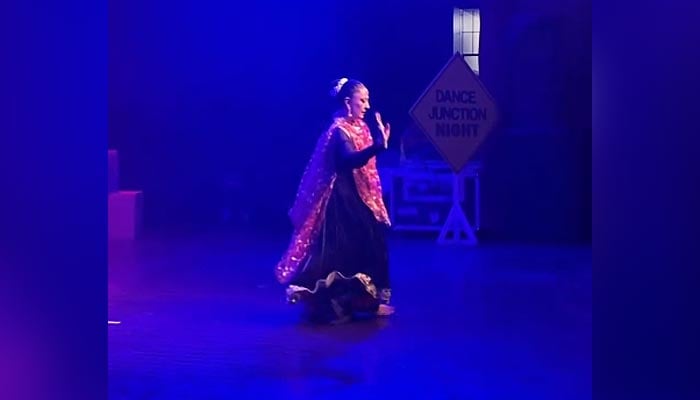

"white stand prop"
[437, 170, 478, 245]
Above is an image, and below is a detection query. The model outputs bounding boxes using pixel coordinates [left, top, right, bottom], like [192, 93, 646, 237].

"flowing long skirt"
[286, 171, 391, 322]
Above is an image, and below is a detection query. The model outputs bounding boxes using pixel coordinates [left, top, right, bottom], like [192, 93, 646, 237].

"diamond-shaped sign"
[410, 53, 498, 172]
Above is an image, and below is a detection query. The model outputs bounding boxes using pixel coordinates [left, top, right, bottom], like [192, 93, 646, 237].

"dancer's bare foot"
[376, 304, 395, 316]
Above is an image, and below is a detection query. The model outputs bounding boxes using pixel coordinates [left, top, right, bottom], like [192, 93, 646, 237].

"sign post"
[409, 53, 498, 245]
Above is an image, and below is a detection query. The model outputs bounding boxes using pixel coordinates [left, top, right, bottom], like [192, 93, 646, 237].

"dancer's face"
[345, 85, 370, 120]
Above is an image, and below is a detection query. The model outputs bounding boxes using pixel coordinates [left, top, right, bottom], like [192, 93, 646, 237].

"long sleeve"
[333, 127, 384, 170]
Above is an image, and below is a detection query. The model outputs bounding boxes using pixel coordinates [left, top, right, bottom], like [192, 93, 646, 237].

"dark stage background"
[108, 0, 591, 243]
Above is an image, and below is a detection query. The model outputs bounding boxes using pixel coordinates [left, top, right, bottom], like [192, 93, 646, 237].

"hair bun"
[329, 77, 349, 97]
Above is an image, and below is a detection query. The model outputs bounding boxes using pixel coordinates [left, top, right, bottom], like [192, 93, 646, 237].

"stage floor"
[108, 231, 591, 399]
